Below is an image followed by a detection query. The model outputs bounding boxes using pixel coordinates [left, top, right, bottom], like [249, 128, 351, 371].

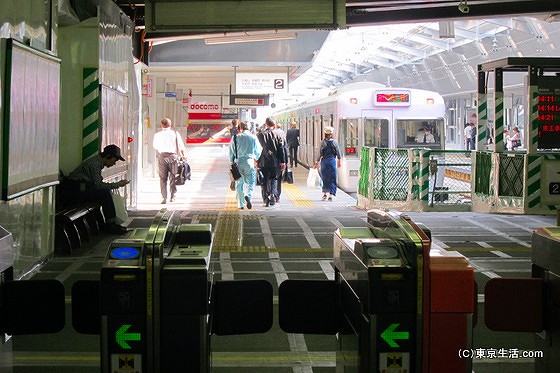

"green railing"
[358, 147, 370, 197]
[475, 151, 492, 195]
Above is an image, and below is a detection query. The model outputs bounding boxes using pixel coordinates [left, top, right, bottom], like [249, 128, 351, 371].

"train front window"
[339, 118, 359, 157]
[364, 118, 389, 148]
[396, 119, 444, 148]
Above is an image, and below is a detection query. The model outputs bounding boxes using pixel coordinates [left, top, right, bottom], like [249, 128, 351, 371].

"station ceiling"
[114, 1, 560, 104]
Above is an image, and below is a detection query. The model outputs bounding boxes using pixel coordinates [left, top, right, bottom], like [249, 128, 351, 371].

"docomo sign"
[186, 96, 222, 113]
[189, 102, 220, 112]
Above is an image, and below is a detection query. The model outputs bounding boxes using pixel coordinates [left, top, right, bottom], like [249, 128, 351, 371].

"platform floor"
[2, 145, 555, 372]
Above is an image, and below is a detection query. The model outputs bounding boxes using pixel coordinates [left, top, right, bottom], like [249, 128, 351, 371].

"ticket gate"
[75, 209, 273, 373]
[279, 209, 475, 373]
[485, 226, 559, 372]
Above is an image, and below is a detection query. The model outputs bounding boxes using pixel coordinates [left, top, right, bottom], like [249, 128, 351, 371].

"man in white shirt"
[464, 123, 473, 150]
[153, 118, 186, 204]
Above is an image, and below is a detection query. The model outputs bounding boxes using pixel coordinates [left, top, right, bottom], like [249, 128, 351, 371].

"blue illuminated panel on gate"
[111, 247, 140, 260]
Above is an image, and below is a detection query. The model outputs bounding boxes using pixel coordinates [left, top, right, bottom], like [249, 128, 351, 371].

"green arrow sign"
[116, 324, 141, 349]
[381, 323, 409, 348]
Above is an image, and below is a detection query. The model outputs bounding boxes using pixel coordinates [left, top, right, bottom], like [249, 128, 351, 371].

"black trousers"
[260, 166, 279, 203]
[288, 146, 298, 167]
[64, 180, 116, 222]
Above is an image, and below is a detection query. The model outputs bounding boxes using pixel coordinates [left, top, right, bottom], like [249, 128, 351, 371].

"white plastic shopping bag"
[306, 168, 322, 189]
[111, 192, 129, 224]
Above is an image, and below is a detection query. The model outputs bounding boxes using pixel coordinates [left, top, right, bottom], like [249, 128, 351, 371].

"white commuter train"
[273, 82, 446, 192]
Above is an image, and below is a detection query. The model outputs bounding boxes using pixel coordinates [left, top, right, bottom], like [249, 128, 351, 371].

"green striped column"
[419, 149, 430, 202]
[358, 146, 370, 197]
[526, 155, 541, 209]
[494, 92, 505, 152]
[528, 84, 539, 154]
[410, 149, 419, 199]
[478, 93, 489, 150]
[82, 68, 100, 161]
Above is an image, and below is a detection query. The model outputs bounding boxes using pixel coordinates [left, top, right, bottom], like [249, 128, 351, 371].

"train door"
[364, 118, 390, 148]
[304, 115, 312, 165]
[313, 115, 322, 163]
[337, 117, 361, 191]
[363, 110, 393, 148]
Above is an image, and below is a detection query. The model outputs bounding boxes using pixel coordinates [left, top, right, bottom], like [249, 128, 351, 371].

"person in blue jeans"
[229, 121, 262, 209]
[313, 126, 342, 201]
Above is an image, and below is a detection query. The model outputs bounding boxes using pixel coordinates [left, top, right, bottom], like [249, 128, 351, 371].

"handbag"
[230, 135, 242, 180]
[256, 169, 264, 186]
[111, 192, 128, 224]
[174, 133, 191, 185]
[230, 162, 242, 180]
[175, 158, 191, 185]
[283, 168, 294, 184]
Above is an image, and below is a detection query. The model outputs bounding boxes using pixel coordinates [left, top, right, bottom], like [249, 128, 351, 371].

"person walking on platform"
[257, 117, 287, 207]
[469, 122, 477, 150]
[464, 123, 473, 150]
[66, 144, 129, 234]
[274, 122, 288, 204]
[229, 121, 262, 209]
[286, 121, 300, 168]
[510, 126, 521, 150]
[314, 126, 341, 201]
[153, 117, 186, 204]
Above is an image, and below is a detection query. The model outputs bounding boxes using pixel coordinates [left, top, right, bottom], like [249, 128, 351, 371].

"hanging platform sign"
[236, 73, 288, 94]
[229, 94, 270, 106]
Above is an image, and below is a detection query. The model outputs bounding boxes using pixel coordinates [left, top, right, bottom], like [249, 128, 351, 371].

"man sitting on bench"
[66, 145, 130, 234]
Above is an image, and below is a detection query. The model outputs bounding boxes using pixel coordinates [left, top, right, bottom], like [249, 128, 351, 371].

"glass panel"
[396, 119, 444, 149]
[364, 118, 389, 148]
[339, 118, 359, 157]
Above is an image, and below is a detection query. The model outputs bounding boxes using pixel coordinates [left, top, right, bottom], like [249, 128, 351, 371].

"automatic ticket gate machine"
[100, 209, 183, 372]
[334, 210, 430, 372]
[485, 226, 560, 372]
[332, 209, 475, 373]
[160, 223, 213, 372]
[97, 209, 272, 373]
[100, 209, 216, 373]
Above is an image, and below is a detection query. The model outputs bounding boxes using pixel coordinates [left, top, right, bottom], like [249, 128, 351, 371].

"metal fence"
[427, 150, 472, 205]
[360, 148, 473, 207]
[498, 153, 525, 197]
[372, 149, 409, 201]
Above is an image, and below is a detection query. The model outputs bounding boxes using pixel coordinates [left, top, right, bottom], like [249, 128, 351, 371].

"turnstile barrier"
[279, 209, 475, 373]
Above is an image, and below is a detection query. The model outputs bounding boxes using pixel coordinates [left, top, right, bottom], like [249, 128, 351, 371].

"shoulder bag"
[174, 132, 191, 185]
[230, 135, 242, 180]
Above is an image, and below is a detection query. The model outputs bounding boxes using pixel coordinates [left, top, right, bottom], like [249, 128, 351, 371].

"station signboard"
[235, 73, 288, 94]
[537, 76, 560, 149]
[229, 94, 270, 106]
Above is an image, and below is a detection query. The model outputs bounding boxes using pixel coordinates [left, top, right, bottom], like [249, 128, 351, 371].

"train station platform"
[2, 145, 556, 372]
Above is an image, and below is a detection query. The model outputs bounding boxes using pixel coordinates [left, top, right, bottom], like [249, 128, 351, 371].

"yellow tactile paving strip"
[212, 211, 243, 248]
[282, 182, 315, 207]
[224, 180, 314, 210]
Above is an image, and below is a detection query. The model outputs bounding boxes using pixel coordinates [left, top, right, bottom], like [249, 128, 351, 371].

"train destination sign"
[537, 76, 560, 149]
[374, 90, 411, 106]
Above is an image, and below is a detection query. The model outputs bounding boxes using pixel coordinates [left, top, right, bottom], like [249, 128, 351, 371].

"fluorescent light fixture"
[204, 32, 297, 45]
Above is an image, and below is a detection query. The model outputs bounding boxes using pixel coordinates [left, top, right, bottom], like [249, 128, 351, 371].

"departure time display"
[537, 77, 560, 149]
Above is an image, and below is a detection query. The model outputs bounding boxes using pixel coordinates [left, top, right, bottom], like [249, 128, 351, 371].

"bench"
[54, 202, 105, 255]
